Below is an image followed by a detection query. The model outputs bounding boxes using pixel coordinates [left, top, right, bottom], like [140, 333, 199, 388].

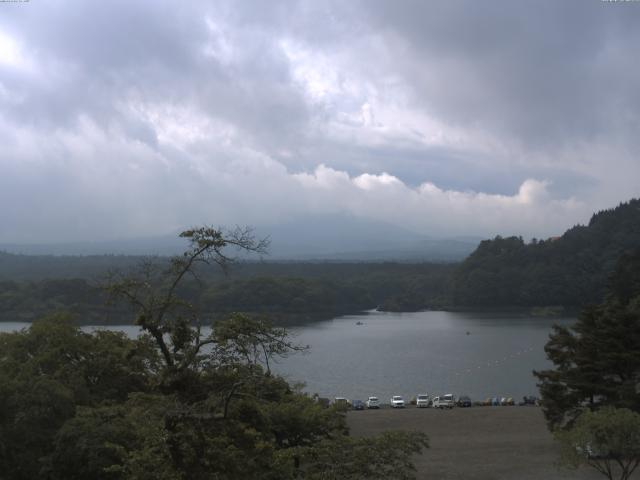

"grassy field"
[347, 406, 627, 480]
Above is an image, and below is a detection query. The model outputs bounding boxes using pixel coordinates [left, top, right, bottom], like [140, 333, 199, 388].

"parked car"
[416, 394, 431, 408]
[519, 395, 539, 406]
[333, 397, 350, 410]
[432, 394, 454, 409]
[457, 395, 472, 407]
[366, 396, 380, 409]
[390, 395, 405, 408]
[351, 399, 365, 410]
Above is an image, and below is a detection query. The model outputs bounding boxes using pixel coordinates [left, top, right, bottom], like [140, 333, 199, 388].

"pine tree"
[534, 249, 640, 428]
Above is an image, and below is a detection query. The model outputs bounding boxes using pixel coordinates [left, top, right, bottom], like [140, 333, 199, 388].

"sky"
[1, 0, 639, 244]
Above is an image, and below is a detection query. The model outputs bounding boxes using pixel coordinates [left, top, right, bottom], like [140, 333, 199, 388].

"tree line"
[451, 199, 640, 309]
[0, 263, 454, 325]
[1, 198, 639, 325]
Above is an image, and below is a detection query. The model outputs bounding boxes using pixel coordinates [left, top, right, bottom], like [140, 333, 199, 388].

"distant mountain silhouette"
[0, 214, 480, 262]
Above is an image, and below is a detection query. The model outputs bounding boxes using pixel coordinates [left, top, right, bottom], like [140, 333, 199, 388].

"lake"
[0, 310, 573, 403]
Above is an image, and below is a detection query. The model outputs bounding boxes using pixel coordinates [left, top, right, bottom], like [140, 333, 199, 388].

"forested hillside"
[0, 252, 143, 281]
[451, 199, 640, 308]
[2, 199, 639, 321]
[0, 261, 453, 324]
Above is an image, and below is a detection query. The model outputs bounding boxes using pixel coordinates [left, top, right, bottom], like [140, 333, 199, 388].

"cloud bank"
[0, 0, 638, 243]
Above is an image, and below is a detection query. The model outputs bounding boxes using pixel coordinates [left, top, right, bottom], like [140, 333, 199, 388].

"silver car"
[390, 395, 405, 408]
[366, 396, 380, 409]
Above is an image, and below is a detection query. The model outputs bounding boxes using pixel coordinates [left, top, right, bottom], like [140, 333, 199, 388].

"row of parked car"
[389, 393, 470, 409]
[338, 393, 466, 410]
[332, 394, 538, 409]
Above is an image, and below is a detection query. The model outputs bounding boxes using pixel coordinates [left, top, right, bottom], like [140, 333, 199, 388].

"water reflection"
[273, 310, 574, 403]
[1, 310, 573, 403]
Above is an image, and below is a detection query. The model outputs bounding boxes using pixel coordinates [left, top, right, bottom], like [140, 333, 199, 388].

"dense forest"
[1, 199, 639, 324]
[0, 261, 453, 325]
[451, 199, 640, 309]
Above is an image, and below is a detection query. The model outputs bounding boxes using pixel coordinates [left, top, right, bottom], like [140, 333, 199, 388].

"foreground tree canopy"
[0, 227, 428, 480]
[555, 407, 640, 480]
[534, 248, 640, 429]
[536, 249, 640, 479]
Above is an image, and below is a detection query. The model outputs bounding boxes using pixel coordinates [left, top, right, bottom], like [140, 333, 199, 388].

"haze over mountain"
[0, 215, 480, 261]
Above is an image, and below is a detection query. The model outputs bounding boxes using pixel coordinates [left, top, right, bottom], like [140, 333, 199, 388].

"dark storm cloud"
[0, 0, 638, 243]
[0, 2, 202, 126]
[0, 0, 315, 152]
[361, 0, 640, 151]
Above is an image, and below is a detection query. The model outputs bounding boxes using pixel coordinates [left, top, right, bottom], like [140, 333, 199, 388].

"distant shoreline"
[0, 305, 578, 328]
[376, 304, 579, 318]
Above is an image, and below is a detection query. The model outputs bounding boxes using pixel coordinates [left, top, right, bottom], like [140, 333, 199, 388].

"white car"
[366, 396, 380, 409]
[432, 394, 455, 409]
[390, 395, 405, 408]
[416, 394, 431, 408]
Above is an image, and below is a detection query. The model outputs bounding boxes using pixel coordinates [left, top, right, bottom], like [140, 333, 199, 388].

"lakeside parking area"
[347, 406, 616, 480]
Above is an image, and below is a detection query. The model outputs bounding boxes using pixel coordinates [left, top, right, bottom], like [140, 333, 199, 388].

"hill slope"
[451, 199, 640, 308]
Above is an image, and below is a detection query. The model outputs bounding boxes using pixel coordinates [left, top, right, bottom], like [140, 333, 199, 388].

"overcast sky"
[1, 0, 639, 244]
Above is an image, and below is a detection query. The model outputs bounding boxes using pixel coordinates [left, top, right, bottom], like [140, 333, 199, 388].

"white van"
[416, 394, 431, 408]
[432, 394, 454, 409]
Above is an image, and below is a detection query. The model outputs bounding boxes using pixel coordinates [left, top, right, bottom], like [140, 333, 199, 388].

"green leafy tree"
[101, 226, 428, 479]
[0, 226, 430, 479]
[0, 226, 431, 479]
[534, 249, 640, 429]
[105, 226, 270, 379]
[286, 431, 429, 480]
[0, 314, 159, 480]
[556, 407, 640, 480]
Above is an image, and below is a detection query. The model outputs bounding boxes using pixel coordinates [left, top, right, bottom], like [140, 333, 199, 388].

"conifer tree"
[534, 249, 640, 428]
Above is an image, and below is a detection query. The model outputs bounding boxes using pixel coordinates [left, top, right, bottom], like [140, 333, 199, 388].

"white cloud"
[0, 105, 587, 243]
[291, 165, 586, 238]
[0, 30, 30, 70]
[0, 0, 637, 246]
[353, 171, 402, 190]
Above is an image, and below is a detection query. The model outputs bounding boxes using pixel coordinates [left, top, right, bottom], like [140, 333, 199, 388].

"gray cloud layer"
[0, 0, 638, 243]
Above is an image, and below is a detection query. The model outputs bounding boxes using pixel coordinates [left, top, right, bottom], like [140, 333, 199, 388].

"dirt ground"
[347, 406, 635, 480]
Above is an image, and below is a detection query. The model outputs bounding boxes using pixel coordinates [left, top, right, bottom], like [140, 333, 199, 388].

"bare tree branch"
[103, 225, 269, 375]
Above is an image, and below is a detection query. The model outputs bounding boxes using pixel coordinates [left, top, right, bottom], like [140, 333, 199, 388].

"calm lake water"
[0, 310, 573, 403]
